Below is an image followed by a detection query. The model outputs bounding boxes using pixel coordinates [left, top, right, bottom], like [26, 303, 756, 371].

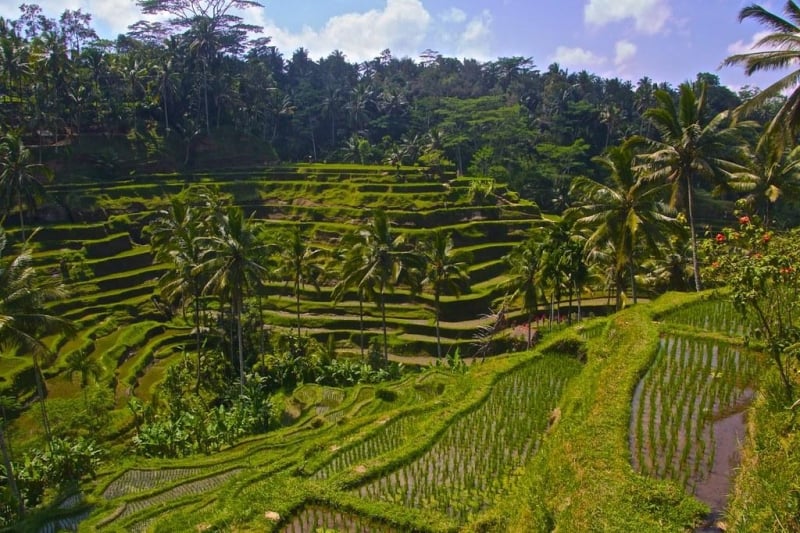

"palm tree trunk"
[381, 283, 388, 361]
[0, 424, 23, 517]
[295, 275, 301, 340]
[33, 360, 52, 448]
[193, 287, 202, 394]
[568, 284, 574, 325]
[18, 188, 25, 242]
[686, 175, 702, 291]
[435, 290, 442, 358]
[629, 252, 637, 304]
[235, 296, 244, 394]
[203, 61, 210, 133]
[163, 85, 169, 133]
[358, 288, 365, 359]
[527, 310, 533, 349]
[576, 280, 582, 322]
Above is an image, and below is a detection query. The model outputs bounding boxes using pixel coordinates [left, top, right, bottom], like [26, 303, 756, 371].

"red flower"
[762, 232, 772, 243]
[739, 215, 751, 225]
[715, 233, 726, 243]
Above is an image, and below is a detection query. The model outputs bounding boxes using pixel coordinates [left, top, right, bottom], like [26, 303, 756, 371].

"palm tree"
[198, 206, 266, 392]
[65, 348, 101, 408]
[502, 237, 545, 349]
[0, 132, 52, 241]
[149, 189, 215, 393]
[331, 229, 374, 358]
[568, 138, 680, 309]
[539, 217, 589, 325]
[419, 229, 471, 358]
[358, 210, 417, 361]
[722, 1, 800, 147]
[273, 226, 324, 339]
[641, 83, 750, 291]
[727, 134, 800, 226]
[0, 229, 74, 444]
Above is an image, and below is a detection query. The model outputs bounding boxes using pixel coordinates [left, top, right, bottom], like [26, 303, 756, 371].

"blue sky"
[0, 0, 787, 90]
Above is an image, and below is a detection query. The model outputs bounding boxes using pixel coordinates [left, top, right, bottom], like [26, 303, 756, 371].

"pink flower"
[715, 233, 726, 243]
[739, 215, 751, 225]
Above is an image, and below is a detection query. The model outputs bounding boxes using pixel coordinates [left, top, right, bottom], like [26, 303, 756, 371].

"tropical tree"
[0, 132, 52, 241]
[538, 217, 590, 324]
[273, 226, 324, 339]
[642, 82, 750, 291]
[148, 188, 217, 393]
[357, 210, 417, 361]
[568, 138, 680, 309]
[331, 229, 374, 358]
[502, 237, 544, 348]
[722, 1, 800, 147]
[65, 348, 101, 408]
[198, 206, 266, 392]
[0, 229, 74, 445]
[727, 134, 800, 227]
[419, 229, 471, 358]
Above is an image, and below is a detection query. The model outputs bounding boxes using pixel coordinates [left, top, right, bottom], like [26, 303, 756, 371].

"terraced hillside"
[1, 164, 564, 417]
[27, 294, 755, 533]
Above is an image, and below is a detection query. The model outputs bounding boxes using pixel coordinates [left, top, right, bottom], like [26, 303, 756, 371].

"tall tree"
[727, 133, 800, 226]
[65, 348, 101, 408]
[132, 0, 264, 132]
[642, 83, 750, 291]
[419, 229, 471, 358]
[569, 138, 680, 309]
[0, 132, 52, 241]
[0, 229, 74, 444]
[198, 206, 266, 392]
[149, 188, 217, 393]
[723, 1, 800, 147]
[331, 229, 374, 358]
[273, 226, 323, 339]
[358, 210, 417, 361]
[502, 237, 544, 348]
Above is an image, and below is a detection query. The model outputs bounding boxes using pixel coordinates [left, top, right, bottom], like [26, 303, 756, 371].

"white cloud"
[615, 40, 637, 66]
[441, 7, 467, 24]
[584, 0, 671, 34]
[727, 30, 772, 55]
[0, 0, 146, 37]
[456, 9, 492, 59]
[551, 46, 607, 70]
[264, 0, 432, 61]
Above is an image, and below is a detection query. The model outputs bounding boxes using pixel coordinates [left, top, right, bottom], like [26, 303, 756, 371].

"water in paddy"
[630, 335, 759, 516]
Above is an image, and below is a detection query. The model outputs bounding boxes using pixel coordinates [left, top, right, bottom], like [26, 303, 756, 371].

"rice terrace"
[1, 0, 800, 532]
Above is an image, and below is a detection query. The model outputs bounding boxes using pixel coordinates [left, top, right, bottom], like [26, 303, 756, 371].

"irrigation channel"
[350, 355, 582, 523]
[629, 333, 761, 517]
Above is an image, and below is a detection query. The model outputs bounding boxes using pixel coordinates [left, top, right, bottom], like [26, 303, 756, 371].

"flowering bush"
[707, 214, 800, 399]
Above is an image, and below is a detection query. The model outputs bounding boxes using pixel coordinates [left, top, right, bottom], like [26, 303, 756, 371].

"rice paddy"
[630, 334, 760, 510]
[356, 356, 581, 522]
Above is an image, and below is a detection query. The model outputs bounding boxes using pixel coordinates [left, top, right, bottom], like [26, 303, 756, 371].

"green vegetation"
[1, 0, 800, 531]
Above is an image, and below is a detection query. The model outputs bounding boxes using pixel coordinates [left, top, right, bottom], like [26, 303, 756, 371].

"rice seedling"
[104, 468, 243, 526]
[356, 356, 581, 522]
[662, 300, 750, 336]
[279, 505, 398, 533]
[102, 467, 206, 499]
[629, 335, 759, 500]
[37, 510, 91, 533]
[313, 414, 420, 479]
